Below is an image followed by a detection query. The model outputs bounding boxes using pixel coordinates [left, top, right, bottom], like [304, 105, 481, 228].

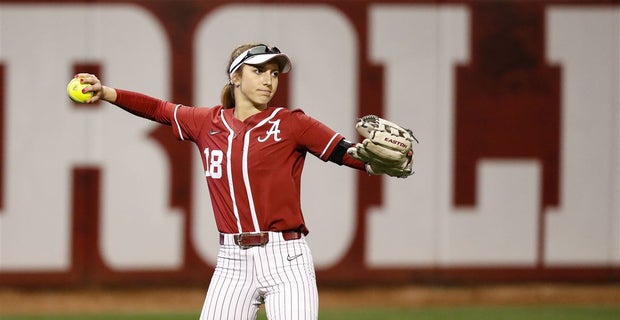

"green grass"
[317, 306, 620, 320]
[2, 306, 619, 320]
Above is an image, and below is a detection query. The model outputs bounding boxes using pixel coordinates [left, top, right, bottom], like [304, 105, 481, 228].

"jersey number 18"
[203, 148, 224, 179]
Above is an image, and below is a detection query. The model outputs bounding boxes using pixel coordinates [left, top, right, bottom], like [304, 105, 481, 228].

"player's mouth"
[257, 89, 272, 96]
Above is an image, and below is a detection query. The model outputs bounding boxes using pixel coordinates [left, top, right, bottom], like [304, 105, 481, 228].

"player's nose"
[262, 73, 272, 85]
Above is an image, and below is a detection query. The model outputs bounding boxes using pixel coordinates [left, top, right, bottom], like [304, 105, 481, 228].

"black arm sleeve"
[328, 138, 354, 165]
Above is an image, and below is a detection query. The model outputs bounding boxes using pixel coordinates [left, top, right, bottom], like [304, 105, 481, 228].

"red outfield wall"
[0, 0, 619, 287]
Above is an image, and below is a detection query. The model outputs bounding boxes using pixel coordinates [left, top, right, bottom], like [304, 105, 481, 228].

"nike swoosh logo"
[287, 254, 303, 261]
[209, 129, 221, 135]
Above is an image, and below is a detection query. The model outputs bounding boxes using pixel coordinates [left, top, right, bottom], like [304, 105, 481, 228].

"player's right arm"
[78, 73, 177, 125]
[79, 73, 203, 142]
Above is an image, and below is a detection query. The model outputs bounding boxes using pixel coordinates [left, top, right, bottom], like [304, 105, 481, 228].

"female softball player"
[77, 43, 412, 320]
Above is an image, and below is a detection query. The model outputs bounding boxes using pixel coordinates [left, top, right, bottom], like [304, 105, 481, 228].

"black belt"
[220, 231, 302, 249]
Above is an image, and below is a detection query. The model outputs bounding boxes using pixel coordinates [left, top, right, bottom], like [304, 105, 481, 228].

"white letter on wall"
[0, 5, 182, 271]
[546, 7, 620, 265]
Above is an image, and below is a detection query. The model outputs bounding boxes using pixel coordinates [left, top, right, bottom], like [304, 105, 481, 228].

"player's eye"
[271, 71, 279, 77]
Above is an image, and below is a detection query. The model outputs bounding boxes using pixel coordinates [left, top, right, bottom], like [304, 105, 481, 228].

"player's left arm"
[290, 109, 366, 171]
[327, 138, 366, 171]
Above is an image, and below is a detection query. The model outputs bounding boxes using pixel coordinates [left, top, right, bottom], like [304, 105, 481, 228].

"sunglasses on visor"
[228, 45, 282, 74]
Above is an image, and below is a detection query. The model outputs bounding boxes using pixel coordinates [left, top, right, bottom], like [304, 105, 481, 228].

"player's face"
[236, 62, 280, 108]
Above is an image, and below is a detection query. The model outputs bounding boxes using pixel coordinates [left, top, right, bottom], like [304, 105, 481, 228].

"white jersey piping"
[220, 109, 243, 233]
[242, 107, 285, 232]
[320, 133, 341, 158]
[173, 104, 184, 141]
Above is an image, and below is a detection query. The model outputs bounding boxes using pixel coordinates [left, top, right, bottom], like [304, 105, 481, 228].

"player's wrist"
[101, 86, 117, 103]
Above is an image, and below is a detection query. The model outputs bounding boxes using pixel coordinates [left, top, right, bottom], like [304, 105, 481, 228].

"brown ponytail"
[220, 42, 263, 109]
[220, 83, 235, 109]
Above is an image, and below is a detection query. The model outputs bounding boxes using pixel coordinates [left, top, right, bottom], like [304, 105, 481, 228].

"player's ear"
[230, 73, 241, 87]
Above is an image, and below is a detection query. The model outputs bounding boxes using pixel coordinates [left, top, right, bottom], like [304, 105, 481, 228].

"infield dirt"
[1, 284, 619, 315]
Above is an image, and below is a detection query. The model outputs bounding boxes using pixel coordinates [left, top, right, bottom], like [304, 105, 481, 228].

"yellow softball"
[66, 77, 93, 103]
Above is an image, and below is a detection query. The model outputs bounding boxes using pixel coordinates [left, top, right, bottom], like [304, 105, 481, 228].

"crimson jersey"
[115, 89, 361, 235]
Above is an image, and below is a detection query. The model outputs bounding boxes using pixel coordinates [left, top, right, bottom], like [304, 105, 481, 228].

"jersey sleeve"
[169, 104, 209, 142]
[114, 89, 209, 142]
[114, 89, 177, 124]
[290, 109, 344, 162]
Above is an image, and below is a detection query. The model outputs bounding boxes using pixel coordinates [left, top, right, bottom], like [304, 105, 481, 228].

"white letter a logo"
[258, 119, 282, 142]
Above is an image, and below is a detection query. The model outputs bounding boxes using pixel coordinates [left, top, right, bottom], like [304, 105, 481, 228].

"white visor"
[228, 45, 292, 76]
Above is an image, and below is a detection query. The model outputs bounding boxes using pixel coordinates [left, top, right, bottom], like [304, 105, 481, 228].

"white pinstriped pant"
[199, 232, 319, 320]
